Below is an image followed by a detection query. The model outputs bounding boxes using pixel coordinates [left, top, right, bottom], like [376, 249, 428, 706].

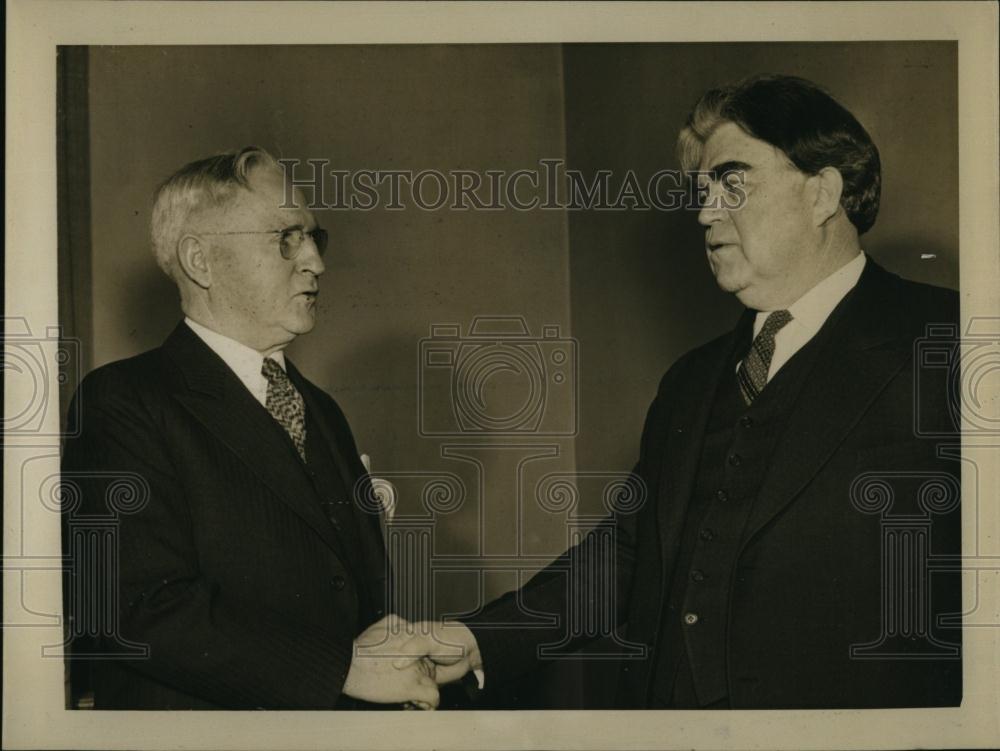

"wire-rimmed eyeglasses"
[199, 226, 328, 260]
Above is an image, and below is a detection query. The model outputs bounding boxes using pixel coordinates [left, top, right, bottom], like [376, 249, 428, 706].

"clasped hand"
[342, 614, 481, 710]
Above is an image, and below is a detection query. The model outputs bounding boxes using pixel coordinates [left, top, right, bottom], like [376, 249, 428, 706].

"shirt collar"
[184, 317, 286, 382]
[754, 252, 867, 337]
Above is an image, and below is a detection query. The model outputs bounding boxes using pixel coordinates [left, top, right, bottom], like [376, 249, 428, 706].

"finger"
[384, 613, 412, 634]
[391, 635, 427, 669]
[433, 660, 470, 685]
[418, 657, 437, 680]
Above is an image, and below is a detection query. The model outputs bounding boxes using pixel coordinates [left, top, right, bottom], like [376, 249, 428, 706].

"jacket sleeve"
[461, 374, 673, 691]
[62, 366, 357, 709]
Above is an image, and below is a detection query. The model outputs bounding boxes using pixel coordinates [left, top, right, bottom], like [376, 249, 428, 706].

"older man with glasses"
[62, 147, 438, 710]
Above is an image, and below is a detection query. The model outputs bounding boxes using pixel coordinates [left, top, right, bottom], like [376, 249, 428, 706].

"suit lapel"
[742, 260, 912, 543]
[162, 323, 344, 555]
[288, 363, 387, 562]
[657, 312, 753, 580]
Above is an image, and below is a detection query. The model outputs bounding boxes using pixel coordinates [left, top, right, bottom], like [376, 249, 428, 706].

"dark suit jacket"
[468, 259, 962, 708]
[62, 322, 388, 709]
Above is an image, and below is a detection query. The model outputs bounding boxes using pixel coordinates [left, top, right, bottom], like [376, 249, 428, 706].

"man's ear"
[810, 166, 845, 226]
[176, 234, 213, 289]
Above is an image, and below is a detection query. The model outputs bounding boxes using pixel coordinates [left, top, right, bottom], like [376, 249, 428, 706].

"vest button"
[690, 569, 705, 582]
[740, 416, 754, 428]
[728, 453, 742, 467]
[699, 528, 715, 541]
[715, 489, 728, 503]
[683, 612, 699, 625]
[332, 576, 346, 591]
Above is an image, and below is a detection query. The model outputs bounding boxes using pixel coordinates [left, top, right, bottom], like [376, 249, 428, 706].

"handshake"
[341, 614, 483, 710]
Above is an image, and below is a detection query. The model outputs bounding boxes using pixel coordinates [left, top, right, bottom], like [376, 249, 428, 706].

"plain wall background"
[64, 41, 958, 707]
[84, 44, 578, 622]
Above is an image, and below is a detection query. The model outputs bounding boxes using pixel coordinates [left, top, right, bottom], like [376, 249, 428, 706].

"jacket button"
[332, 576, 346, 590]
[699, 528, 715, 541]
[728, 453, 742, 467]
[715, 489, 728, 503]
[740, 416, 754, 428]
[683, 612, 699, 625]
[690, 569, 705, 582]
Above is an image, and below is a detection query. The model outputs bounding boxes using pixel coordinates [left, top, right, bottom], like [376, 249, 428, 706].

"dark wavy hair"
[677, 75, 881, 234]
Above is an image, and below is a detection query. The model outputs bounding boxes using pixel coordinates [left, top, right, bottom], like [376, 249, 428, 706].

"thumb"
[433, 660, 471, 685]
[411, 677, 440, 709]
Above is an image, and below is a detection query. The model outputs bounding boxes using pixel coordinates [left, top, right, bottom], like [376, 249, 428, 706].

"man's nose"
[297, 237, 326, 276]
[697, 182, 727, 227]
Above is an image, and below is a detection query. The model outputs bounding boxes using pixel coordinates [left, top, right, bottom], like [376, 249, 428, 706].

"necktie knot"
[737, 309, 793, 405]
[261, 356, 286, 384]
[760, 309, 793, 338]
[262, 357, 307, 461]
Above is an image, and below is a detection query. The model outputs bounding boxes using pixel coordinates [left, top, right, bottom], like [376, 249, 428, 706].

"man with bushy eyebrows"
[403, 75, 962, 710]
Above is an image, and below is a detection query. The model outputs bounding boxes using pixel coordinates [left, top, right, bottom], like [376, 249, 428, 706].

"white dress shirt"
[747, 252, 867, 382]
[184, 317, 286, 405]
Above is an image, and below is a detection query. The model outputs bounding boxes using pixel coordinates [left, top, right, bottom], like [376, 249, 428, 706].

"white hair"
[150, 146, 280, 280]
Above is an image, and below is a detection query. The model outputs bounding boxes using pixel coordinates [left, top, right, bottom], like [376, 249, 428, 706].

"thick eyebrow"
[704, 160, 752, 180]
[277, 222, 321, 233]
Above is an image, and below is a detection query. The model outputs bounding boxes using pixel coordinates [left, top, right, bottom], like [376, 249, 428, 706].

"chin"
[286, 314, 317, 336]
[712, 270, 745, 295]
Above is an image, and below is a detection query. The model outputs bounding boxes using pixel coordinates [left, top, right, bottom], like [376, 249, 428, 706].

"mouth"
[707, 241, 737, 252]
[298, 290, 319, 303]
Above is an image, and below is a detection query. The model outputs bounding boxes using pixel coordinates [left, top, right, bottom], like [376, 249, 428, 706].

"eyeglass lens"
[279, 227, 328, 259]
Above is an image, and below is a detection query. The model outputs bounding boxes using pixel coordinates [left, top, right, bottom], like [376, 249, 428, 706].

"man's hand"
[342, 615, 441, 709]
[392, 620, 482, 686]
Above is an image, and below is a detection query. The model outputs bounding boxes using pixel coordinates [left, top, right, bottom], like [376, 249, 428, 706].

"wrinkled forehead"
[224, 166, 315, 227]
[698, 121, 792, 172]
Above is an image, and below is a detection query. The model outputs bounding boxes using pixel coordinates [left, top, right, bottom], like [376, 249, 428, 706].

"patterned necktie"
[261, 357, 307, 462]
[736, 310, 793, 405]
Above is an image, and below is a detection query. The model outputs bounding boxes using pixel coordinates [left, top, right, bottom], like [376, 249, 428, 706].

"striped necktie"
[261, 357, 307, 461]
[736, 310, 793, 405]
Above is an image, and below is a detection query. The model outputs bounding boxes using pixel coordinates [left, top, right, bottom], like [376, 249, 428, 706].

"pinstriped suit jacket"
[63, 322, 388, 709]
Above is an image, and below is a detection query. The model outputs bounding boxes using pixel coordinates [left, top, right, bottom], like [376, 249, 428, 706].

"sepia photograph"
[5, 2, 999, 750]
